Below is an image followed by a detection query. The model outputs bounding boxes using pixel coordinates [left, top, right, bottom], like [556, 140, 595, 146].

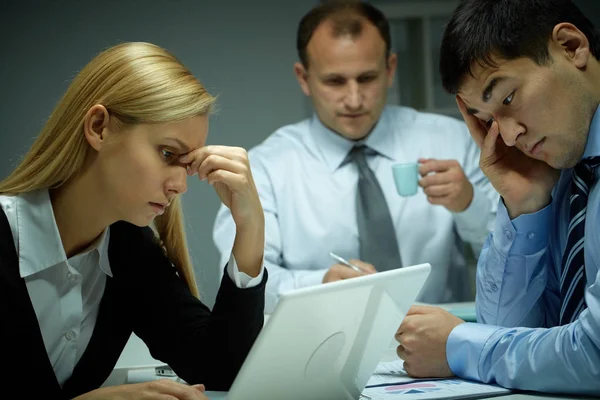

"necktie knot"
[348, 146, 374, 177]
[348, 145, 367, 162]
[575, 156, 600, 186]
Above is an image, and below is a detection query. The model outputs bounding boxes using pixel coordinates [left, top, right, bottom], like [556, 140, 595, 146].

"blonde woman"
[0, 42, 266, 400]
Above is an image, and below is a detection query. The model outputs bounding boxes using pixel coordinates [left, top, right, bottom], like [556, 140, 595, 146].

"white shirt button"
[527, 232, 535, 240]
[504, 230, 513, 240]
[67, 272, 79, 283]
[489, 283, 498, 292]
[65, 331, 76, 341]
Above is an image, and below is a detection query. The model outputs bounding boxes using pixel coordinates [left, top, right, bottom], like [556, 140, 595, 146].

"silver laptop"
[227, 263, 431, 400]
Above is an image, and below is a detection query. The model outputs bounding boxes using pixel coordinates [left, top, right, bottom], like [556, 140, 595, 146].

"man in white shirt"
[213, 0, 498, 312]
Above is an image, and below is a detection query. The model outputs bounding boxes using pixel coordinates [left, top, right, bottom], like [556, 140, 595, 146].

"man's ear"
[552, 22, 591, 69]
[293, 62, 311, 96]
[83, 104, 111, 151]
[386, 53, 398, 88]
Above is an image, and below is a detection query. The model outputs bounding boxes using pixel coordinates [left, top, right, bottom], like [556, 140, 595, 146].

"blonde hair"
[0, 42, 216, 297]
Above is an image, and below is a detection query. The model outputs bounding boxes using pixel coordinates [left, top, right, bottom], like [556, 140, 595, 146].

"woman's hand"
[73, 380, 208, 400]
[182, 146, 263, 229]
[182, 146, 264, 277]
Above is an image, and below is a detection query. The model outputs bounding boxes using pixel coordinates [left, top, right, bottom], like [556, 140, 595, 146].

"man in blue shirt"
[396, 0, 600, 394]
[213, 1, 498, 313]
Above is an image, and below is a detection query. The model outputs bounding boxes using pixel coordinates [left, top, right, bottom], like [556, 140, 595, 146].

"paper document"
[367, 360, 444, 387]
[363, 360, 511, 399]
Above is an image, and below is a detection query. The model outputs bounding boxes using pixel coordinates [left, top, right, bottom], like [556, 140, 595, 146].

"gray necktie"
[348, 146, 402, 271]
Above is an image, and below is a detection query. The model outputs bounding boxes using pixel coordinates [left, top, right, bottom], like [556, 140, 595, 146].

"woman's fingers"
[182, 146, 251, 181]
[195, 154, 246, 180]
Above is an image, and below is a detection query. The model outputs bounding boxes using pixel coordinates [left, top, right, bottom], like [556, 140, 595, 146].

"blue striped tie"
[559, 156, 600, 325]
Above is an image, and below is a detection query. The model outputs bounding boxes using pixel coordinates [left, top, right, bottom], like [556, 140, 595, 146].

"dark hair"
[297, 0, 391, 68]
[440, 0, 600, 94]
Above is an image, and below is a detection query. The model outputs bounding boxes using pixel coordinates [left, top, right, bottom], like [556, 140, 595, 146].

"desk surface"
[203, 388, 585, 399]
[204, 387, 586, 398]
[500, 396, 587, 400]
[434, 301, 477, 322]
[106, 309, 590, 399]
[371, 347, 586, 400]
[201, 344, 586, 400]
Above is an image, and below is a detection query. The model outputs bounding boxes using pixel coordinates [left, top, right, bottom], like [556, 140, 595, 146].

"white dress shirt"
[0, 189, 262, 386]
[213, 105, 499, 312]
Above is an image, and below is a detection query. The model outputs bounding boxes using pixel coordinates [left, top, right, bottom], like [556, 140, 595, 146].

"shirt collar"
[98, 228, 112, 277]
[309, 106, 398, 172]
[582, 104, 600, 160]
[16, 190, 112, 278]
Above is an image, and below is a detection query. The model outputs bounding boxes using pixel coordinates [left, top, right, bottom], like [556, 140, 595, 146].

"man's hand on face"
[395, 305, 465, 378]
[418, 159, 474, 213]
[456, 96, 560, 219]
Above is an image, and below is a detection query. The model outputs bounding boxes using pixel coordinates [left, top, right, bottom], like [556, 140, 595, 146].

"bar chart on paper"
[362, 379, 510, 399]
[378, 381, 445, 395]
[362, 360, 510, 399]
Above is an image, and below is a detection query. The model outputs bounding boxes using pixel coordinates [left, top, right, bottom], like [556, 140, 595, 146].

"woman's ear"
[84, 104, 111, 151]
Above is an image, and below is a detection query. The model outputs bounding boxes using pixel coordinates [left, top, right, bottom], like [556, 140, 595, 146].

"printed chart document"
[362, 360, 511, 399]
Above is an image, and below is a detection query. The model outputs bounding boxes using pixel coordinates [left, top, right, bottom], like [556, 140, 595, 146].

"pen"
[329, 252, 365, 274]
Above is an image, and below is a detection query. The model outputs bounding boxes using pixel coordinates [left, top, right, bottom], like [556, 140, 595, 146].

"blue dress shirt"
[213, 105, 498, 312]
[447, 106, 600, 395]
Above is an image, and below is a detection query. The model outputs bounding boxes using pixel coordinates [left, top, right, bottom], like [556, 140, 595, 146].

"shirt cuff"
[226, 252, 265, 289]
[451, 184, 492, 232]
[294, 268, 329, 288]
[447, 322, 500, 381]
[492, 198, 551, 257]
